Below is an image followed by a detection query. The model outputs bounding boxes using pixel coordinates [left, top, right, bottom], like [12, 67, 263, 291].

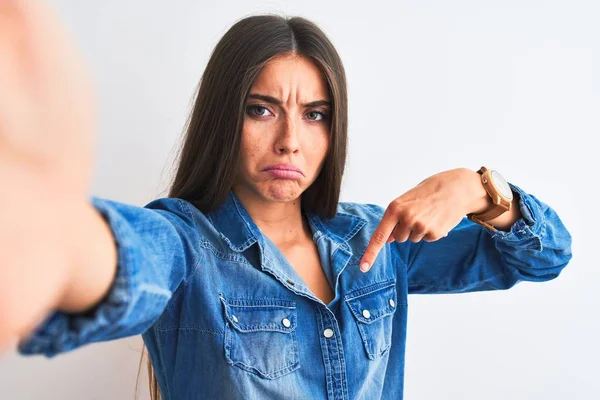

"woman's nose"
[275, 117, 300, 154]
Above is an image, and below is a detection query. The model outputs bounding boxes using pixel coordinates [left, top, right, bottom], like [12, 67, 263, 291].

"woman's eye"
[306, 111, 327, 121]
[247, 105, 271, 117]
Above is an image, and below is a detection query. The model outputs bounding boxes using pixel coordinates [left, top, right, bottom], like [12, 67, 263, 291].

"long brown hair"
[135, 14, 349, 400]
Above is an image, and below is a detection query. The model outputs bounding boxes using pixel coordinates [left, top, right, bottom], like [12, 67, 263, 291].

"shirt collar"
[207, 190, 367, 252]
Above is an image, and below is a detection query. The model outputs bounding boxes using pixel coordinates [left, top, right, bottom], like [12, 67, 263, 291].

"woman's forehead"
[250, 54, 329, 104]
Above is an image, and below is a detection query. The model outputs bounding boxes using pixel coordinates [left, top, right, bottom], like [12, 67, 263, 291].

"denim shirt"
[17, 183, 573, 399]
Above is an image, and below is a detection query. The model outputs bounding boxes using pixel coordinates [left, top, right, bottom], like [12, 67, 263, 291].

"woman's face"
[234, 54, 331, 204]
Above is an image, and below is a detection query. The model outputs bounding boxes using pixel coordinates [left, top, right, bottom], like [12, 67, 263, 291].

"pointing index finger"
[360, 212, 398, 272]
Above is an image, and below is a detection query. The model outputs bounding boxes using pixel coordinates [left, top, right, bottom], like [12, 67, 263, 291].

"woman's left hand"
[359, 168, 485, 272]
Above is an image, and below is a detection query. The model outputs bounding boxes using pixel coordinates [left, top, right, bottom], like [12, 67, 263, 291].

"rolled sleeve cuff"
[483, 183, 547, 250]
[17, 196, 139, 357]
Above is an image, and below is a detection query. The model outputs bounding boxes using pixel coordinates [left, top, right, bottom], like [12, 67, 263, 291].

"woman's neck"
[232, 186, 311, 246]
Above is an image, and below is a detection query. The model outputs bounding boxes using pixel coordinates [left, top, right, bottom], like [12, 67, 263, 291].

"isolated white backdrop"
[0, 0, 597, 399]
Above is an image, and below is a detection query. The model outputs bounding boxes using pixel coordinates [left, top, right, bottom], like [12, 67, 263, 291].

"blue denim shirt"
[17, 183, 572, 399]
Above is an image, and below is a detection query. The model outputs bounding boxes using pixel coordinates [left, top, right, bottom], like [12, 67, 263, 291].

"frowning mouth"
[262, 163, 304, 178]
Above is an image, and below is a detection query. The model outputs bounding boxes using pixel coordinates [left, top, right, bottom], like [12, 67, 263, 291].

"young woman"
[0, 1, 572, 399]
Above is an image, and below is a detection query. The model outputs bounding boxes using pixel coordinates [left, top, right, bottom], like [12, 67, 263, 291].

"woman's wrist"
[462, 168, 494, 215]
[461, 168, 523, 231]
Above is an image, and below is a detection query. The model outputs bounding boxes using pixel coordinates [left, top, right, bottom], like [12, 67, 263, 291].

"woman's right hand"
[0, 0, 97, 351]
[0, 0, 95, 193]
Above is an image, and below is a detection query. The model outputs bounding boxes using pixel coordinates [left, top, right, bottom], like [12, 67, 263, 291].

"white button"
[232, 314, 238, 323]
[282, 318, 291, 328]
[389, 299, 395, 307]
[362, 309, 371, 319]
[323, 328, 334, 338]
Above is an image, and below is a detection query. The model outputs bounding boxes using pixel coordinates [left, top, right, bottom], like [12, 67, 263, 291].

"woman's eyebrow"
[248, 93, 331, 108]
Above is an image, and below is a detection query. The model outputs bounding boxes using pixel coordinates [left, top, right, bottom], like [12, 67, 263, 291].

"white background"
[0, 0, 597, 399]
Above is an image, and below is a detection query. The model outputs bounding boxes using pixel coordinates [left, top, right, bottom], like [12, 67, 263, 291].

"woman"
[0, 1, 572, 399]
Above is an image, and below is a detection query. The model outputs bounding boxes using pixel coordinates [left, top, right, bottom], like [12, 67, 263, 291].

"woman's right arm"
[0, 169, 118, 352]
[1, 181, 203, 357]
[0, 0, 202, 357]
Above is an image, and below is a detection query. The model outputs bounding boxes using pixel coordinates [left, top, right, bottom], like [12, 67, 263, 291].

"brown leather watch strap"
[467, 214, 499, 232]
[473, 204, 509, 222]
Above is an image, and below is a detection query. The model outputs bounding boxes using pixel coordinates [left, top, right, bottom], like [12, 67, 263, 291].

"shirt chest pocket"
[345, 280, 398, 360]
[219, 296, 299, 379]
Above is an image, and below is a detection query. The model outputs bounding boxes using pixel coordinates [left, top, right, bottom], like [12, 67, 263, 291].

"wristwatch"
[466, 166, 513, 232]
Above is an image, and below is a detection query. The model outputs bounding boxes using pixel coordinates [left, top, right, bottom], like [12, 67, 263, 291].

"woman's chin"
[264, 180, 304, 202]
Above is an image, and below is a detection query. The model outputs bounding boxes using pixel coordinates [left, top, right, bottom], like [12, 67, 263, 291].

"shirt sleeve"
[17, 196, 202, 357]
[393, 182, 573, 294]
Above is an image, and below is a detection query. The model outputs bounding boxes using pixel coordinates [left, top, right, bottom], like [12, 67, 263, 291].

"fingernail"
[360, 262, 369, 272]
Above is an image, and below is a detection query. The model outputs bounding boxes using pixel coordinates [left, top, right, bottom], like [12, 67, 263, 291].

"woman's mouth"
[263, 163, 304, 179]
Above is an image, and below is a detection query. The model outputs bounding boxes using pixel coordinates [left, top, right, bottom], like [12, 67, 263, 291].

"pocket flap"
[220, 297, 297, 333]
[345, 280, 397, 324]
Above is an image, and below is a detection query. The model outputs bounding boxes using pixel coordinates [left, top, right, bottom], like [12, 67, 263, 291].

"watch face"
[491, 170, 513, 200]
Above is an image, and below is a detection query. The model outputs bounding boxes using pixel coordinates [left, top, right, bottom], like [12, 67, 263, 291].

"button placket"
[317, 307, 349, 399]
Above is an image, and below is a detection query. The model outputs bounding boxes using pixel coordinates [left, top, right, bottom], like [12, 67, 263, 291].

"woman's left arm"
[360, 168, 573, 294]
